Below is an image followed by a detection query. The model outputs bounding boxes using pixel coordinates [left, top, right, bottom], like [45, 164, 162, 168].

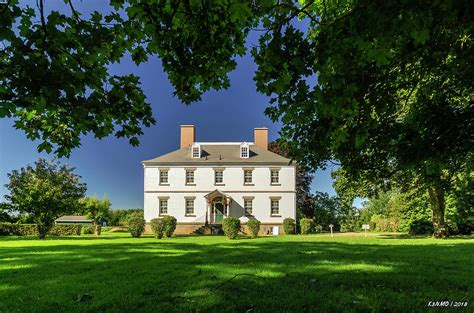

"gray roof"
[56, 215, 91, 222]
[142, 144, 292, 166]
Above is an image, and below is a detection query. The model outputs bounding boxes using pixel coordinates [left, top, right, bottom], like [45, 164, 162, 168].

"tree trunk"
[428, 185, 448, 238]
[37, 224, 48, 239]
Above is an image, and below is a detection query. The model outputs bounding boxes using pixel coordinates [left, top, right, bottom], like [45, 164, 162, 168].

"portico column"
[205, 201, 209, 226]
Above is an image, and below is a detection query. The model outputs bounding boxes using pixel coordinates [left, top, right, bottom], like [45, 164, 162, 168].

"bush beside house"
[247, 219, 261, 238]
[283, 218, 296, 234]
[300, 218, 314, 234]
[151, 218, 165, 239]
[223, 217, 240, 239]
[129, 217, 145, 238]
[162, 216, 177, 238]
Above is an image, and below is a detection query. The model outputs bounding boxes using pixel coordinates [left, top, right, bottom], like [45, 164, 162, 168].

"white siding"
[144, 165, 296, 223]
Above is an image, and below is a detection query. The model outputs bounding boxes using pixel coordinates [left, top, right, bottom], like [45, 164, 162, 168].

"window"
[271, 170, 279, 184]
[185, 199, 194, 215]
[244, 170, 253, 184]
[271, 199, 279, 216]
[186, 170, 194, 184]
[159, 199, 168, 215]
[191, 142, 200, 158]
[159, 170, 169, 184]
[215, 170, 223, 184]
[240, 142, 249, 158]
[244, 199, 253, 215]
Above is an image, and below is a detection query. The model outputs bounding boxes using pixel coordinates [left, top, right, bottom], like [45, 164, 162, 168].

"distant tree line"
[1, 158, 144, 238]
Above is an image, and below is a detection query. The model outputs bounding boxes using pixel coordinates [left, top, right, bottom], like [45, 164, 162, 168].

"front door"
[214, 202, 224, 223]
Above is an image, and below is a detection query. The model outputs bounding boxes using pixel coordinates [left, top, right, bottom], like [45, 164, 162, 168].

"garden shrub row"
[0, 223, 82, 236]
[48, 225, 82, 236]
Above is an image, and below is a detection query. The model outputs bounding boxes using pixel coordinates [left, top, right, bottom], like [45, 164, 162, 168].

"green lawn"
[0, 233, 472, 312]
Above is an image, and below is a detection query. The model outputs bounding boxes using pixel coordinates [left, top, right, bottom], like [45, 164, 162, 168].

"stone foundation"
[145, 222, 285, 235]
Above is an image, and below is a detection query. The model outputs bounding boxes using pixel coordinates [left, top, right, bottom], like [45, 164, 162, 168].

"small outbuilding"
[55, 216, 92, 225]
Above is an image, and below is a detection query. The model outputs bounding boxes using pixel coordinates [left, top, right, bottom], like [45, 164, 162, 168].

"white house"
[142, 125, 296, 235]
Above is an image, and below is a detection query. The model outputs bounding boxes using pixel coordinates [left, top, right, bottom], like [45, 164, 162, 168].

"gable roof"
[142, 144, 292, 166]
[55, 215, 91, 222]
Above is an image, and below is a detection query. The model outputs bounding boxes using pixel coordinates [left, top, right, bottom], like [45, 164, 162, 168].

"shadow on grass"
[0, 236, 472, 312]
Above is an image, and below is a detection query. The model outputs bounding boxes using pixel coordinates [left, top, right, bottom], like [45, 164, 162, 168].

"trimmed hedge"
[162, 216, 177, 238]
[283, 218, 296, 234]
[49, 225, 82, 236]
[247, 219, 261, 238]
[150, 218, 165, 239]
[223, 217, 240, 239]
[0, 223, 37, 236]
[82, 226, 94, 234]
[0, 223, 82, 236]
[300, 218, 314, 235]
[129, 217, 145, 238]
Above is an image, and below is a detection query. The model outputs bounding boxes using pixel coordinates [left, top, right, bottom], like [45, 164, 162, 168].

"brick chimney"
[180, 125, 195, 148]
[254, 127, 268, 150]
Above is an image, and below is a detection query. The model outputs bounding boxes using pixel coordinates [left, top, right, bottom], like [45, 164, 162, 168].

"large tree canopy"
[3, 158, 86, 238]
[2, 1, 472, 235]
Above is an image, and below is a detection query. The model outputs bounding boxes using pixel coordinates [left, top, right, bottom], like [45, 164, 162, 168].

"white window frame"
[214, 170, 224, 184]
[159, 170, 169, 184]
[271, 199, 280, 216]
[159, 199, 168, 215]
[185, 170, 194, 184]
[244, 199, 253, 215]
[185, 199, 194, 215]
[271, 170, 280, 184]
[192, 143, 201, 158]
[240, 142, 249, 158]
[244, 170, 253, 184]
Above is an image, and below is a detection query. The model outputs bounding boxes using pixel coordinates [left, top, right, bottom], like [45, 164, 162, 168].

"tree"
[253, 1, 473, 237]
[3, 158, 87, 238]
[312, 191, 340, 229]
[80, 196, 111, 235]
[4, 1, 472, 237]
[268, 141, 314, 217]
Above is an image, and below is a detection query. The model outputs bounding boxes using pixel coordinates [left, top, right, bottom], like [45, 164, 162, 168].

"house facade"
[142, 125, 296, 235]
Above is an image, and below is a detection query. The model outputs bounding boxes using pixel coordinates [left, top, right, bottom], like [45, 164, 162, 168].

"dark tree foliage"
[2, 1, 472, 236]
[3, 158, 86, 239]
[268, 141, 314, 217]
[312, 191, 340, 230]
[254, 1, 473, 237]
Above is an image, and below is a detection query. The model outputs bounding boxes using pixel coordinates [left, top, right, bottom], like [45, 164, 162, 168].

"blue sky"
[0, 2, 359, 210]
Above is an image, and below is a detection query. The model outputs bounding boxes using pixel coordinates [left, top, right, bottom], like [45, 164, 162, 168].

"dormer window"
[192, 143, 201, 158]
[240, 142, 249, 158]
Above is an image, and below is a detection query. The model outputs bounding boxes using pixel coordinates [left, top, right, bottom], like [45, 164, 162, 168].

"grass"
[0, 233, 472, 312]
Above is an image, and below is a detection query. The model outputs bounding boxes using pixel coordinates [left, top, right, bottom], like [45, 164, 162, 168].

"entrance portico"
[205, 189, 232, 225]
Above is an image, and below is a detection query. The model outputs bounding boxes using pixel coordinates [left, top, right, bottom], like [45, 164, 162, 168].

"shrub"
[94, 225, 102, 236]
[223, 217, 240, 239]
[370, 216, 400, 232]
[150, 218, 165, 239]
[49, 225, 82, 236]
[457, 223, 473, 235]
[162, 216, 177, 238]
[283, 218, 296, 234]
[82, 226, 94, 234]
[129, 217, 145, 238]
[15, 224, 38, 236]
[409, 220, 434, 235]
[300, 218, 314, 235]
[0, 223, 38, 236]
[314, 225, 323, 232]
[246, 219, 261, 238]
[0, 223, 10, 236]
